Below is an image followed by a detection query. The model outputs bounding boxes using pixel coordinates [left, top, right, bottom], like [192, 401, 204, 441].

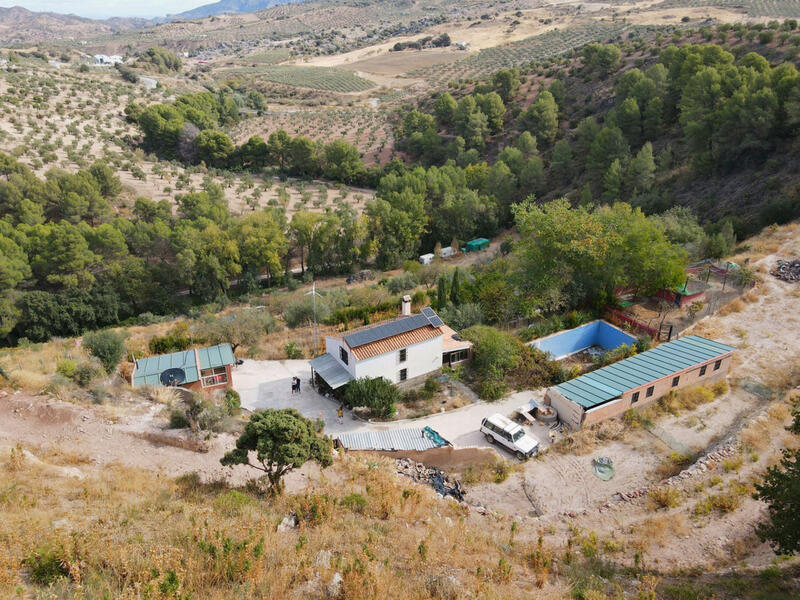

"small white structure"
[93, 54, 123, 66]
[440, 246, 455, 259]
[419, 253, 435, 265]
[310, 299, 469, 390]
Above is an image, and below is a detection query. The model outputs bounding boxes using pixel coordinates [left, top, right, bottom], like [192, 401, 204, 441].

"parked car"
[480, 413, 539, 460]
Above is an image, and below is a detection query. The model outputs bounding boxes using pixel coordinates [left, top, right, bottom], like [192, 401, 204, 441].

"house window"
[631, 391, 640, 403]
[200, 366, 228, 388]
[399, 368, 408, 382]
[714, 359, 722, 371]
[672, 376, 680, 387]
[646, 386, 654, 398]
[446, 349, 469, 365]
[339, 347, 349, 365]
[399, 348, 407, 363]
[699, 365, 707, 377]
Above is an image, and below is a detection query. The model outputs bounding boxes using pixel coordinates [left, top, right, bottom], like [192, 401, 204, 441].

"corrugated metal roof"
[337, 428, 450, 451]
[310, 353, 353, 389]
[554, 336, 734, 409]
[197, 344, 235, 370]
[132, 344, 235, 387]
[351, 325, 442, 360]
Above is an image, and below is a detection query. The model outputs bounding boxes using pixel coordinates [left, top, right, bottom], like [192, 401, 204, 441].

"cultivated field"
[232, 107, 395, 165]
[0, 61, 374, 217]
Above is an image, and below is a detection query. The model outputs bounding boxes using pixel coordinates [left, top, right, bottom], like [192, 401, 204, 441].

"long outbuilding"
[544, 335, 734, 429]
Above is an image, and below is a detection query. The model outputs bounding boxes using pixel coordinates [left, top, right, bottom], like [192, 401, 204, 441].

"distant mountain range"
[174, 0, 305, 20]
[0, 6, 149, 45]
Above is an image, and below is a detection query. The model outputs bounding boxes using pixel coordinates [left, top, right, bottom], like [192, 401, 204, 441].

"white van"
[480, 413, 539, 460]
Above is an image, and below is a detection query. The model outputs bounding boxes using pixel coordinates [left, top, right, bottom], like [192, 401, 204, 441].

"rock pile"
[612, 441, 741, 506]
[395, 458, 465, 501]
[771, 258, 800, 282]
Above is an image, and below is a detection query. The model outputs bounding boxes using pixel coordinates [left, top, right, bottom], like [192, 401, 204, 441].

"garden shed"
[656, 278, 711, 307]
[131, 343, 236, 391]
[464, 238, 489, 252]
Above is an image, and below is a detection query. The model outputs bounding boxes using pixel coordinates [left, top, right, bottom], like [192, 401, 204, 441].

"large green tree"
[755, 407, 800, 555]
[221, 409, 332, 494]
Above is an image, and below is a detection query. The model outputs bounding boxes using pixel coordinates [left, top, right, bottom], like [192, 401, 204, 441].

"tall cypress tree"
[437, 273, 449, 309]
[450, 268, 461, 306]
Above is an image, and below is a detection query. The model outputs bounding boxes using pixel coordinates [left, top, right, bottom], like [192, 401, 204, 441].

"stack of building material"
[771, 259, 800, 282]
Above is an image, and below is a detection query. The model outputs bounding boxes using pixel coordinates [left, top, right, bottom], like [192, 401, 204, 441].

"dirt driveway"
[235, 358, 552, 452]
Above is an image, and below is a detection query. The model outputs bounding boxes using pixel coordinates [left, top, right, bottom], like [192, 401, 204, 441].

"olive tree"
[220, 409, 332, 494]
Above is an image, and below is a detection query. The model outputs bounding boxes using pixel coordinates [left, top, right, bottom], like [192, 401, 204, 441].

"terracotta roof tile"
[351, 325, 442, 360]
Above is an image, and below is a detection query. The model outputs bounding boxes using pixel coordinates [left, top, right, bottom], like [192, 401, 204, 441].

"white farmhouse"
[93, 54, 124, 66]
[310, 297, 471, 392]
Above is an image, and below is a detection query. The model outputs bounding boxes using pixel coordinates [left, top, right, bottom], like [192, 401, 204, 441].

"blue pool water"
[529, 320, 637, 359]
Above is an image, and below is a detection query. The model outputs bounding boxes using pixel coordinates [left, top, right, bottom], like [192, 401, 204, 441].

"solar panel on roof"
[421, 307, 444, 327]
[344, 314, 430, 348]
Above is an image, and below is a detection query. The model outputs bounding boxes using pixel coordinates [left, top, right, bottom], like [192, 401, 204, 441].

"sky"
[1, 1, 205, 18]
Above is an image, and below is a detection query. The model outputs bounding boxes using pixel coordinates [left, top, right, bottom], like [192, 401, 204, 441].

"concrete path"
[233, 360, 551, 455]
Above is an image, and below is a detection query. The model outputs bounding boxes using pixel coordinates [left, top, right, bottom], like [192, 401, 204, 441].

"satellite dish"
[160, 368, 186, 387]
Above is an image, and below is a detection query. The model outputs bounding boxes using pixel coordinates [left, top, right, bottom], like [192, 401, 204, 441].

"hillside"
[175, 0, 305, 19]
[0, 3, 799, 598]
[0, 6, 149, 45]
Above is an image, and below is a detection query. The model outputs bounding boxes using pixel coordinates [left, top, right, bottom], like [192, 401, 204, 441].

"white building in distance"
[93, 54, 124, 66]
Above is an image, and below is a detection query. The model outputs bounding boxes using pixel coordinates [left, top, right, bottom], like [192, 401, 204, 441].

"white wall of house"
[353, 336, 443, 383]
[325, 337, 356, 378]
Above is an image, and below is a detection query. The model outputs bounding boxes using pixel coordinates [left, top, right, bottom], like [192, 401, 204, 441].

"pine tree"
[602, 159, 624, 202]
[627, 142, 655, 195]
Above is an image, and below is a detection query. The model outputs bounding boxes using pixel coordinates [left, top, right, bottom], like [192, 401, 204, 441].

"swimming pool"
[528, 320, 637, 360]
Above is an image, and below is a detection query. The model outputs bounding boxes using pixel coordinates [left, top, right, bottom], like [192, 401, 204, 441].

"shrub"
[24, 546, 70, 585]
[293, 493, 333, 526]
[224, 389, 241, 415]
[344, 377, 399, 418]
[284, 296, 331, 328]
[647, 487, 682, 508]
[386, 272, 419, 295]
[83, 330, 125, 374]
[284, 342, 303, 359]
[423, 376, 440, 395]
[722, 455, 744, 472]
[710, 380, 729, 396]
[438, 302, 484, 331]
[168, 407, 191, 429]
[56, 358, 77, 379]
[339, 492, 368, 514]
[74, 361, 103, 387]
[213, 489, 252, 516]
[149, 324, 192, 354]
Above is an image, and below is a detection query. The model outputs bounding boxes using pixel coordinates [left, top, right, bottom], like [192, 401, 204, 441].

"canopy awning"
[310, 353, 353, 390]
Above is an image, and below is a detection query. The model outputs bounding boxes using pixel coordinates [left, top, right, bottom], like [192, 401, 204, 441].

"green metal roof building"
[546, 335, 735, 429]
[131, 343, 236, 389]
[464, 238, 490, 252]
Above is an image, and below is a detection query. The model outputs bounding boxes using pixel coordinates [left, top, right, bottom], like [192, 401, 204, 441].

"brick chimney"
[401, 295, 412, 316]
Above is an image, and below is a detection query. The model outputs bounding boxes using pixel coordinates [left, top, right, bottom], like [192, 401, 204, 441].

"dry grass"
[646, 486, 683, 509]
[0, 449, 566, 599]
[632, 513, 690, 551]
[129, 431, 210, 453]
[461, 459, 517, 484]
[654, 451, 693, 480]
[554, 419, 629, 455]
[717, 298, 745, 315]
